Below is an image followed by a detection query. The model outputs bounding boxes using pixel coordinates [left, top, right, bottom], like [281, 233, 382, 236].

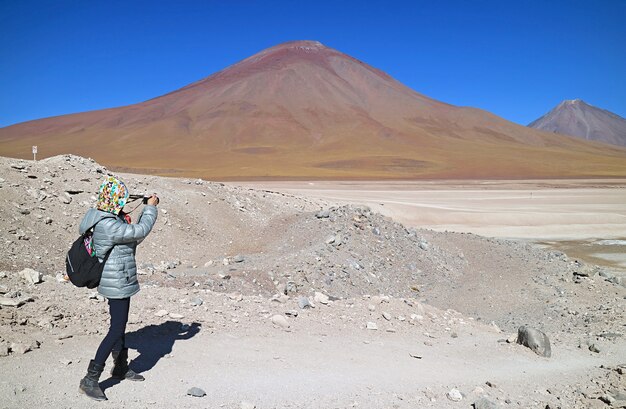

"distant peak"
[268, 40, 326, 52]
[560, 99, 585, 106]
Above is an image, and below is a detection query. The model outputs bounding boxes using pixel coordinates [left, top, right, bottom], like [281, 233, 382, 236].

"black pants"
[94, 297, 130, 366]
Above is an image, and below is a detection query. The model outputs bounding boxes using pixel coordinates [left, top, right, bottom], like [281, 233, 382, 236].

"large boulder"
[517, 326, 551, 357]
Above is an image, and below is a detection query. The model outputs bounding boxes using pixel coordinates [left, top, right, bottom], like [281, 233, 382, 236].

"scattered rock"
[0, 296, 32, 307]
[19, 268, 43, 285]
[366, 322, 378, 330]
[473, 396, 499, 409]
[316, 210, 330, 218]
[517, 326, 551, 357]
[314, 292, 330, 305]
[233, 254, 245, 263]
[190, 298, 203, 306]
[298, 297, 312, 309]
[10, 343, 31, 355]
[589, 344, 601, 353]
[187, 387, 206, 397]
[271, 315, 289, 329]
[155, 310, 168, 317]
[447, 388, 463, 402]
[382, 312, 392, 321]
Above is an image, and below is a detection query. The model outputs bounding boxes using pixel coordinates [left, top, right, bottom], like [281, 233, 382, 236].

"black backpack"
[65, 218, 114, 288]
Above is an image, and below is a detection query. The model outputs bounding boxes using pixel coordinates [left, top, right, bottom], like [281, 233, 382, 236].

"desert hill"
[529, 99, 626, 147]
[1, 41, 626, 180]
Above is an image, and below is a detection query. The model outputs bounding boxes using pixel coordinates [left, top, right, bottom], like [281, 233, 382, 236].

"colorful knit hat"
[96, 176, 129, 215]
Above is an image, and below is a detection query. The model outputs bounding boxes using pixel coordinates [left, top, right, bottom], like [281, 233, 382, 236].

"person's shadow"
[101, 320, 201, 391]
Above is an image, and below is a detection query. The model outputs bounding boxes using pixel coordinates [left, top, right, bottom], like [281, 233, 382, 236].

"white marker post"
[32, 146, 37, 161]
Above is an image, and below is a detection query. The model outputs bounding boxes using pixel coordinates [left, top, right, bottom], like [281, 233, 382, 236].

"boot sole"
[79, 386, 107, 401]
[112, 375, 145, 381]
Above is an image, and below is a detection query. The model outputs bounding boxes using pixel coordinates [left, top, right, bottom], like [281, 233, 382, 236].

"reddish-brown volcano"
[1, 40, 626, 179]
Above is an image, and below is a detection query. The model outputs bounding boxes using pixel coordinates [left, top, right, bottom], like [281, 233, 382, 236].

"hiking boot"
[111, 348, 144, 381]
[79, 360, 107, 401]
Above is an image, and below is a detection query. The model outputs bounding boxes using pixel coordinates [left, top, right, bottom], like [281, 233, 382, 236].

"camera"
[128, 194, 157, 204]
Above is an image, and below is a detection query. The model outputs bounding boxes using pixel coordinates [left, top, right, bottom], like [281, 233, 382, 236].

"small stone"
[382, 312, 392, 321]
[298, 297, 312, 309]
[233, 254, 244, 263]
[229, 293, 243, 302]
[204, 260, 214, 267]
[473, 396, 499, 409]
[271, 315, 289, 329]
[240, 401, 256, 409]
[155, 310, 168, 317]
[10, 343, 31, 355]
[283, 281, 297, 294]
[517, 326, 551, 357]
[19, 268, 43, 285]
[285, 310, 298, 317]
[368, 304, 376, 312]
[88, 292, 104, 302]
[366, 322, 378, 330]
[419, 241, 430, 251]
[0, 296, 31, 307]
[190, 298, 203, 306]
[324, 235, 336, 244]
[447, 388, 463, 402]
[169, 313, 184, 319]
[0, 344, 9, 357]
[187, 387, 206, 397]
[589, 344, 600, 353]
[314, 292, 329, 305]
[56, 273, 69, 283]
[316, 210, 330, 218]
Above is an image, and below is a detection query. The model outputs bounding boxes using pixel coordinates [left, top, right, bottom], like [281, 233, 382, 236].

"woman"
[77, 176, 158, 401]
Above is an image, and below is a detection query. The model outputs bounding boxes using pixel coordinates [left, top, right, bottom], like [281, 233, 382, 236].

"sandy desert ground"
[1, 156, 625, 409]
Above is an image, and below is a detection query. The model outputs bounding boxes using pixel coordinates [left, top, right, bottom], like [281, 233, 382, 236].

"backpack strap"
[83, 215, 116, 237]
[85, 215, 117, 260]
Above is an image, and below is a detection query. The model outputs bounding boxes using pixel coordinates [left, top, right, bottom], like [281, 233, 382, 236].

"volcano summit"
[1, 41, 626, 179]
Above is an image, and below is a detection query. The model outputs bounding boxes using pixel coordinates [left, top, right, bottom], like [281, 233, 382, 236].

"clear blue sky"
[1, 0, 624, 128]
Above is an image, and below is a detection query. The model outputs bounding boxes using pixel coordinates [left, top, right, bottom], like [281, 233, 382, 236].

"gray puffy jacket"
[78, 206, 157, 299]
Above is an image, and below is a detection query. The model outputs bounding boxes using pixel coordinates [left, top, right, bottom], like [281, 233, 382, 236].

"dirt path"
[3, 324, 622, 409]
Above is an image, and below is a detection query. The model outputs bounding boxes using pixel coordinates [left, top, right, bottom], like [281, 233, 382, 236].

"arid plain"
[236, 179, 626, 274]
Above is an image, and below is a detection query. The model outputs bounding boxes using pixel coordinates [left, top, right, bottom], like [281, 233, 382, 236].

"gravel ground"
[0, 155, 624, 408]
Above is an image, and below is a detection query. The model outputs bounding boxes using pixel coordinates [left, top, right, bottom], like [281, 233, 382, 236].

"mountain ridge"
[1, 41, 626, 180]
